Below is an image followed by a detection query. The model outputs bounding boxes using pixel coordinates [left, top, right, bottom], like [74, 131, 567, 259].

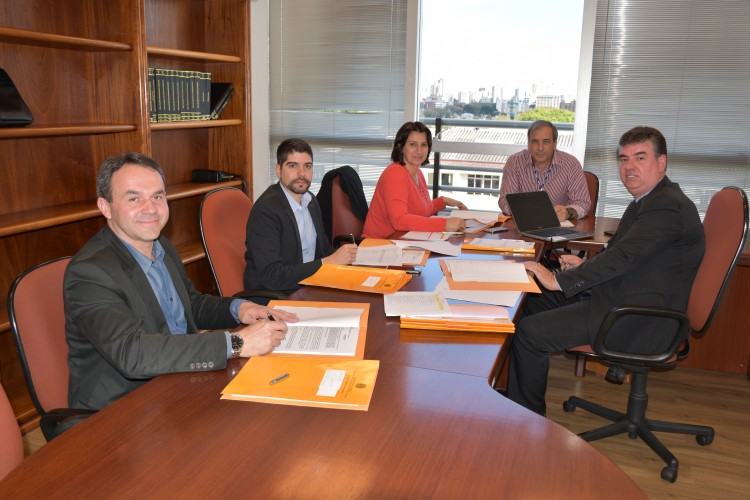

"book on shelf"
[221, 356, 380, 411]
[148, 67, 211, 123]
[210, 83, 235, 119]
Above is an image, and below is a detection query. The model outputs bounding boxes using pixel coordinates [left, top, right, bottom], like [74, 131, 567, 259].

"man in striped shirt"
[498, 120, 590, 221]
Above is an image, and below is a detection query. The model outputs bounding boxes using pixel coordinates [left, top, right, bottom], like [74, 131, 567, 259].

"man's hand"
[553, 204, 568, 221]
[322, 243, 357, 265]
[523, 261, 561, 291]
[238, 302, 298, 324]
[445, 217, 466, 232]
[236, 320, 288, 357]
[558, 254, 584, 271]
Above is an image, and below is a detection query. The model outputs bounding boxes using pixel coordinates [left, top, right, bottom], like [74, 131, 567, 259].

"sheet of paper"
[383, 291, 451, 317]
[465, 219, 490, 232]
[394, 239, 461, 256]
[353, 244, 404, 266]
[401, 248, 428, 266]
[445, 259, 529, 283]
[466, 238, 534, 251]
[317, 369, 346, 397]
[451, 210, 502, 223]
[434, 277, 522, 307]
[401, 231, 448, 240]
[271, 306, 364, 356]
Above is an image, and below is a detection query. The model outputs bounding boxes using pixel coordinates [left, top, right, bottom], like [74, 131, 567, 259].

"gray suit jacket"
[557, 176, 705, 353]
[243, 182, 334, 293]
[65, 226, 237, 410]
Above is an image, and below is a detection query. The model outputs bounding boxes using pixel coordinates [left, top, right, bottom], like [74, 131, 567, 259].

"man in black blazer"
[507, 126, 705, 416]
[65, 152, 292, 411]
[243, 138, 357, 294]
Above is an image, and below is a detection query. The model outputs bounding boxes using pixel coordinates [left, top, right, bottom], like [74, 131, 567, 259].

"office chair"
[563, 186, 749, 482]
[583, 170, 599, 217]
[199, 187, 286, 301]
[0, 384, 23, 481]
[9, 257, 96, 441]
[317, 166, 368, 246]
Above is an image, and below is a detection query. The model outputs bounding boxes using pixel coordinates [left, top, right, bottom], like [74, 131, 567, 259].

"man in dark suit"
[65, 152, 293, 411]
[243, 138, 357, 294]
[507, 126, 705, 416]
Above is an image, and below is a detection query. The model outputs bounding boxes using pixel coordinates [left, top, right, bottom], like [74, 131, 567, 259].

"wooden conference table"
[0, 228, 644, 498]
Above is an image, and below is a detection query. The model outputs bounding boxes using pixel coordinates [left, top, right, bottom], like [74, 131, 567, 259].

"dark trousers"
[506, 289, 592, 416]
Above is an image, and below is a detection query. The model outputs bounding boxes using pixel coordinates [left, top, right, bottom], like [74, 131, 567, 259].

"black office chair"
[563, 186, 748, 482]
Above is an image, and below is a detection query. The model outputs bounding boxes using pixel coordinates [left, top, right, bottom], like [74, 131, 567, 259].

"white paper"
[353, 244, 404, 266]
[271, 306, 364, 356]
[466, 238, 534, 251]
[450, 210, 502, 223]
[394, 239, 461, 256]
[317, 369, 346, 397]
[383, 291, 451, 317]
[446, 259, 529, 283]
[434, 277, 522, 307]
[402, 231, 448, 240]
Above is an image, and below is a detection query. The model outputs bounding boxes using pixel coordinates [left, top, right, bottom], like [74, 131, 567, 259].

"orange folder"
[267, 300, 369, 359]
[299, 264, 411, 294]
[221, 356, 380, 411]
[438, 259, 541, 293]
[399, 304, 515, 333]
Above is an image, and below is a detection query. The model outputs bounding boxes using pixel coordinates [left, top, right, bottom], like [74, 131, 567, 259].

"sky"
[420, 0, 585, 101]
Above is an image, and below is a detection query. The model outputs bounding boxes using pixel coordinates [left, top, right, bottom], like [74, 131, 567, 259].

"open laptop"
[506, 191, 594, 242]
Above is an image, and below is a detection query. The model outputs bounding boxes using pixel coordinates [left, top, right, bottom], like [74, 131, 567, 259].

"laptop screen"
[506, 191, 562, 232]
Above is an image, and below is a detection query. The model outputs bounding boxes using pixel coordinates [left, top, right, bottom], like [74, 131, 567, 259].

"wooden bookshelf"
[0, 0, 252, 426]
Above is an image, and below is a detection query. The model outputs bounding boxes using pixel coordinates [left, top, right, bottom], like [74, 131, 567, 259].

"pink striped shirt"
[497, 149, 591, 218]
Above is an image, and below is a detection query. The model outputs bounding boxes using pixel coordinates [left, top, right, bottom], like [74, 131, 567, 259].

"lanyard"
[532, 163, 555, 191]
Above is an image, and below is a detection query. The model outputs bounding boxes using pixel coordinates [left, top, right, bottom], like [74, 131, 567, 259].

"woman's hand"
[445, 217, 466, 232]
[442, 196, 468, 210]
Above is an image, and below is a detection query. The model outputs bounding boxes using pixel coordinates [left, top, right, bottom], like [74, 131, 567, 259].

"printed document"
[271, 306, 365, 356]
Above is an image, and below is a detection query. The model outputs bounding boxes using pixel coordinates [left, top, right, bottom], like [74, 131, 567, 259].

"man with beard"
[243, 138, 357, 295]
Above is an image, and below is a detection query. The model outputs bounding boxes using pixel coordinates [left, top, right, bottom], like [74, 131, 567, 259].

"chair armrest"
[41, 408, 97, 441]
[593, 306, 690, 365]
[232, 289, 288, 302]
[332, 234, 363, 248]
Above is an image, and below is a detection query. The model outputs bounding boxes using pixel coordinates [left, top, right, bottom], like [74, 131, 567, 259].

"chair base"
[563, 392, 714, 483]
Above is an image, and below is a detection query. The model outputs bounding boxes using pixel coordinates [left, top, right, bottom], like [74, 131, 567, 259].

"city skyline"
[420, 0, 585, 103]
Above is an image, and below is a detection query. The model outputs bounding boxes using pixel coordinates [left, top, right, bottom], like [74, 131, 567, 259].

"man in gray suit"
[507, 126, 705, 416]
[65, 152, 293, 411]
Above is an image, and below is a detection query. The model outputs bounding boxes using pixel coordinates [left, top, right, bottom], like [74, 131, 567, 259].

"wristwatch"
[566, 207, 575, 219]
[230, 333, 244, 359]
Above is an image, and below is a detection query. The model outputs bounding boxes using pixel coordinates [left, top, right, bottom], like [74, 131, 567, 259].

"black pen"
[350, 233, 356, 245]
[267, 309, 275, 321]
[405, 268, 422, 275]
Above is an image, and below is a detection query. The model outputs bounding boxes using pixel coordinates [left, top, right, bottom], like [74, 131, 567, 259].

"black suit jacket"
[65, 226, 238, 410]
[244, 183, 334, 293]
[556, 176, 705, 353]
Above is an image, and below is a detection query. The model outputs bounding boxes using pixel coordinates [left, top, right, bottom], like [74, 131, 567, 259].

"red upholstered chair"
[583, 170, 599, 217]
[0, 385, 23, 481]
[564, 186, 749, 482]
[331, 175, 365, 242]
[9, 257, 95, 441]
[199, 187, 285, 301]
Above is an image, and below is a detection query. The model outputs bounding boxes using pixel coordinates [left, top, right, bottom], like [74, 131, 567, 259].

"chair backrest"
[331, 175, 365, 239]
[8, 256, 71, 415]
[583, 170, 599, 216]
[0, 385, 23, 481]
[199, 187, 251, 297]
[688, 186, 748, 334]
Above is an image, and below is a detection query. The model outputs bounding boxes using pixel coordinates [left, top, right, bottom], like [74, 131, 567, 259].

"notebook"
[506, 191, 594, 242]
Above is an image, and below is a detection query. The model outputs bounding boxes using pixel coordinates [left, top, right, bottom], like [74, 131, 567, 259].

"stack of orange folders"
[221, 356, 380, 411]
[299, 263, 411, 293]
[400, 304, 514, 333]
[461, 238, 535, 254]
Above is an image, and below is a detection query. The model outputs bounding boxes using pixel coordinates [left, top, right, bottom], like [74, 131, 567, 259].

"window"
[467, 174, 500, 195]
[440, 173, 453, 186]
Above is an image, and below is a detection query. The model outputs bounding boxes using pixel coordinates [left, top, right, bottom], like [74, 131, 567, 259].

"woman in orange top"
[362, 121, 467, 238]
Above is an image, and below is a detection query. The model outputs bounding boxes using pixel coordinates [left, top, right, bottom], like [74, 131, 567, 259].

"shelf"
[0, 124, 137, 139]
[147, 46, 241, 63]
[0, 179, 243, 238]
[0, 26, 132, 51]
[150, 119, 242, 131]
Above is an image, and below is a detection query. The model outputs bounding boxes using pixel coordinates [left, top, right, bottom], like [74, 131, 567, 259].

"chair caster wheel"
[696, 433, 714, 446]
[562, 400, 576, 412]
[661, 466, 677, 482]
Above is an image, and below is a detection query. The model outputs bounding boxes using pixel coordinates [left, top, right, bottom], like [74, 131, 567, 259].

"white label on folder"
[317, 369, 346, 397]
[361, 276, 381, 287]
